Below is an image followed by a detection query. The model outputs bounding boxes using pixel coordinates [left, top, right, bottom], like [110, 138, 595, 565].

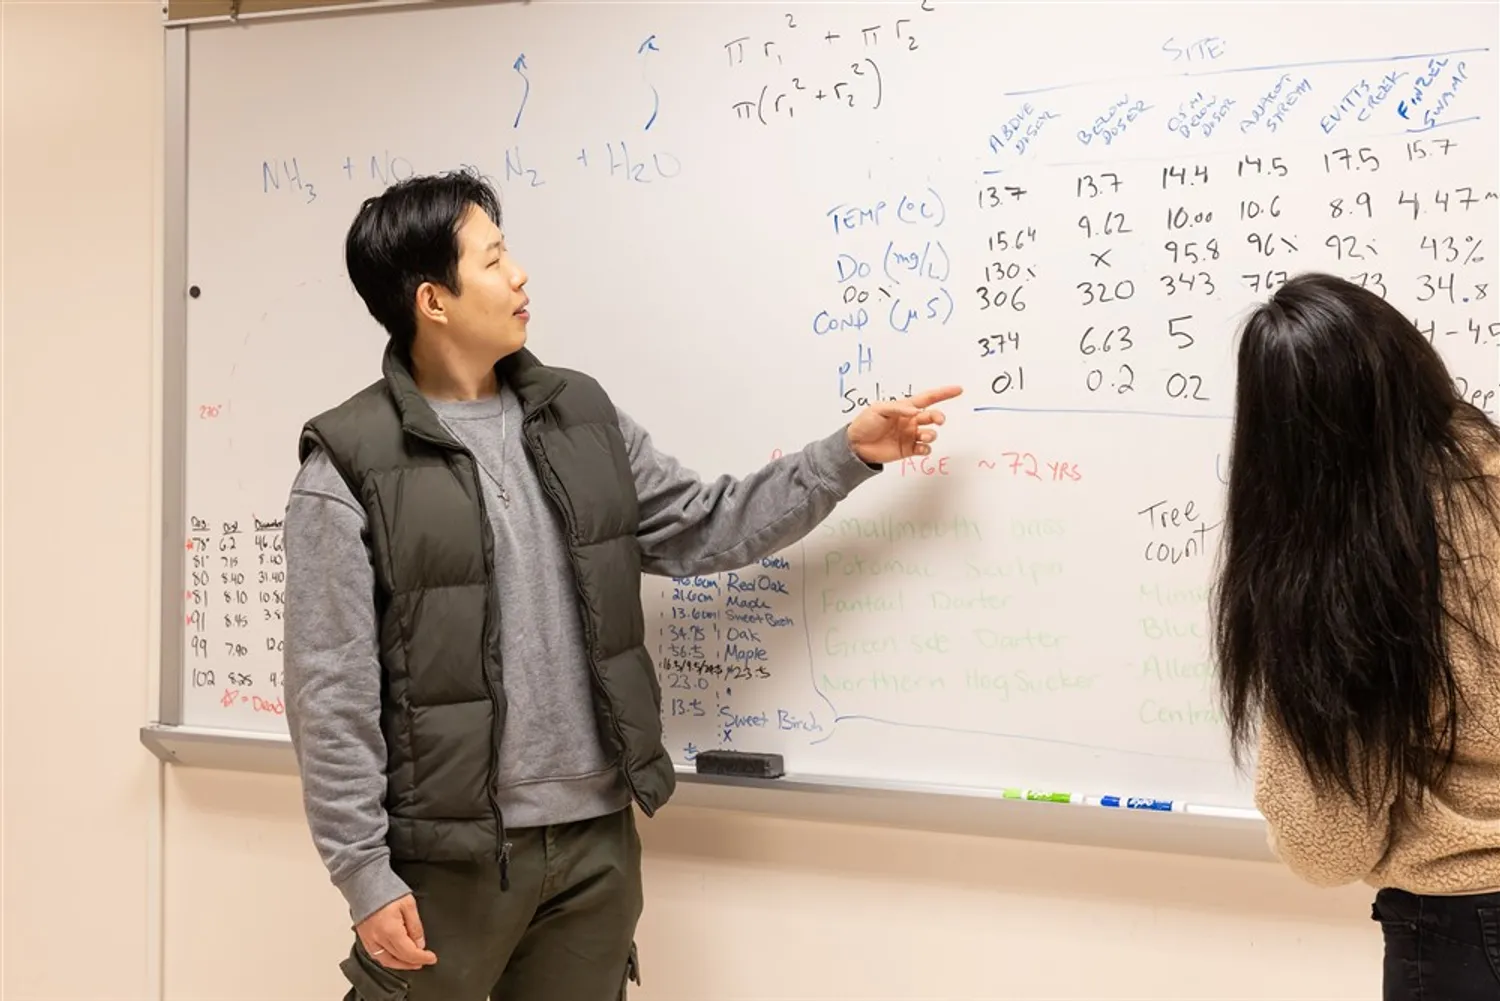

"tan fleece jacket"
[1255, 447, 1500, 894]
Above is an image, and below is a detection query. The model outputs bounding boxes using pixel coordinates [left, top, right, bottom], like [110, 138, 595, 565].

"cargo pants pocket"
[339, 939, 410, 1001]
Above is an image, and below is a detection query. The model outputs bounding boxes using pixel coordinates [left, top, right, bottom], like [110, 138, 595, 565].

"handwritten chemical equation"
[261, 151, 416, 203]
[260, 38, 692, 202]
[723, 2, 936, 126]
[261, 141, 681, 203]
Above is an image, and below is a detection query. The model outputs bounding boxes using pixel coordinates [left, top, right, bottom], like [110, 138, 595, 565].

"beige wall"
[168, 768, 1382, 1000]
[1, 5, 163, 1001]
[3, 6, 1380, 1000]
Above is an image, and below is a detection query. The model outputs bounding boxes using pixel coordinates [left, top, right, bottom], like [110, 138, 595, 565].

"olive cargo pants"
[339, 808, 644, 1001]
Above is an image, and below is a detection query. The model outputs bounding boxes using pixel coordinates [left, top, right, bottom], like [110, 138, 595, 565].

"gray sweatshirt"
[283, 381, 879, 923]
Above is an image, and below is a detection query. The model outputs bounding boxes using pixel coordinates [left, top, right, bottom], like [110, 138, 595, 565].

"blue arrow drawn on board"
[512, 54, 530, 129]
[638, 35, 659, 131]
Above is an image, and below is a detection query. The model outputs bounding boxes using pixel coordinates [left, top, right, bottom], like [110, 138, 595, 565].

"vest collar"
[498, 347, 569, 412]
[382, 343, 569, 444]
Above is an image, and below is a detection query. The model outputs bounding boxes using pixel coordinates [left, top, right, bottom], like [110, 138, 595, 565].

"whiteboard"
[169, 0, 1499, 811]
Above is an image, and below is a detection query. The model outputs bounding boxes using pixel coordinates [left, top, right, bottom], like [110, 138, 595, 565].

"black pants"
[1374, 887, 1500, 999]
[340, 808, 643, 1001]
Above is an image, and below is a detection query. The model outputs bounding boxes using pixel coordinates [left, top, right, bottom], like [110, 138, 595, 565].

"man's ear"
[415, 281, 447, 326]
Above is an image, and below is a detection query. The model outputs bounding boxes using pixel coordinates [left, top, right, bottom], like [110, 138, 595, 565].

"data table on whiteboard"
[166, 0, 1498, 812]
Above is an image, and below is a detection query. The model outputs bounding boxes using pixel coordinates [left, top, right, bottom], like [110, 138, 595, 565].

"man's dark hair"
[343, 168, 503, 354]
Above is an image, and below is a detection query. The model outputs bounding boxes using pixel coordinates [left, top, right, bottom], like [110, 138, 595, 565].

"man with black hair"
[284, 169, 960, 1001]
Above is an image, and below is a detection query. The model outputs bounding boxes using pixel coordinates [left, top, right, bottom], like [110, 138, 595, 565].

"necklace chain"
[441, 392, 510, 507]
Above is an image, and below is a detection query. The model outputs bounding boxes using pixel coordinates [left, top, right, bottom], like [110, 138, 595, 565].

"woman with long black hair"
[1213, 272, 1500, 999]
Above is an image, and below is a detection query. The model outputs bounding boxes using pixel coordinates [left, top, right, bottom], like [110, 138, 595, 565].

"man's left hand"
[847, 385, 963, 465]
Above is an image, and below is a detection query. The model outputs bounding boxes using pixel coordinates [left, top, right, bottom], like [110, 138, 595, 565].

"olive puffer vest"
[299, 346, 674, 866]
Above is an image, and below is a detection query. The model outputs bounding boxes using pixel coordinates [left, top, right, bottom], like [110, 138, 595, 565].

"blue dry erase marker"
[1096, 795, 1185, 812]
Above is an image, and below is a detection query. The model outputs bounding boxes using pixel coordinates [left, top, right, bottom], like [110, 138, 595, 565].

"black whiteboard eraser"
[694, 750, 785, 779]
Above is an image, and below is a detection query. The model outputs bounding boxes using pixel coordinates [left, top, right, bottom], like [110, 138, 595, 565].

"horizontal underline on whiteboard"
[972, 405, 1230, 420]
[1036, 119, 1485, 171]
[830, 714, 1220, 764]
[1004, 46, 1491, 97]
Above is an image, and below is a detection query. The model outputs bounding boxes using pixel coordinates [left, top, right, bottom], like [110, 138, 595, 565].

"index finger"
[908, 385, 964, 408]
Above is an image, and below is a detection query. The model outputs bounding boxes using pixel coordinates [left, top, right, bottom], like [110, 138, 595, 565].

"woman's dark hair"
[343, 168, 502, 355]
[1213, 272, 1500, 819]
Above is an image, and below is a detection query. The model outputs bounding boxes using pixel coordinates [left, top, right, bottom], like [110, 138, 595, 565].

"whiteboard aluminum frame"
[139, 724, 1272, 861]
[143, 5, 1273, 864]
[158, 26, 190, 728]
[164, 0, 496, 27]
